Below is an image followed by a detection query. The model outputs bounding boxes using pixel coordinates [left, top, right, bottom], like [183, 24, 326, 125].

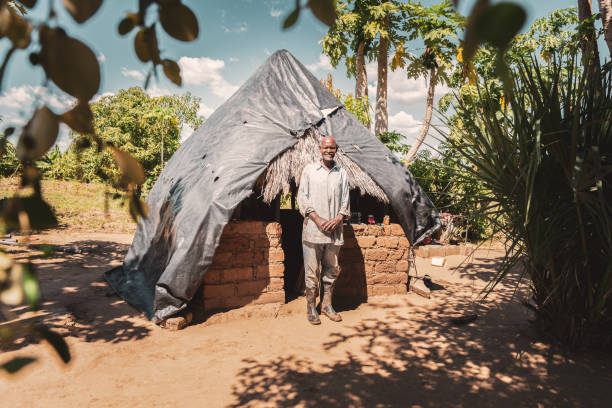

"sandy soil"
[1, 231, 610, 407]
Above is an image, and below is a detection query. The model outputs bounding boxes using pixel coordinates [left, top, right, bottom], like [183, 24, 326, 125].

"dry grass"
[0, 178, 137, 233]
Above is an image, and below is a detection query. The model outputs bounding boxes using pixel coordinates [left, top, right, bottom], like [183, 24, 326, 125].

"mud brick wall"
[336, 223, 411, 302]
[200, 221, 285, 312]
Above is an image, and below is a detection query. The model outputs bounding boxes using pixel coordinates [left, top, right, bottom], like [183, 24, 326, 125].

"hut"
[105, 50, 440, 324]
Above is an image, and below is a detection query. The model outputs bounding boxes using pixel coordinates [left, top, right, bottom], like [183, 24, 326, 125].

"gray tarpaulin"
[105, 50, 440, 323]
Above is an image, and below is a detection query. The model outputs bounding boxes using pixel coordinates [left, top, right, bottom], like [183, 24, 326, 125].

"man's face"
[319, 137, 337, 162]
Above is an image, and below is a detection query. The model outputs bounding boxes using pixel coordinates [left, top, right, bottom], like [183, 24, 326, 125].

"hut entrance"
[252, 128, 391, 305]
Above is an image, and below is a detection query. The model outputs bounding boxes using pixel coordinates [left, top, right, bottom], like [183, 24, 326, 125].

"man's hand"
[321, 214, 344, 233]
[309, 212, 329, 231]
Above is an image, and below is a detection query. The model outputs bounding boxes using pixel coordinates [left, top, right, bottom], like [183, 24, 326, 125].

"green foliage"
[0, 139, 20, 177]
[48, 88, 202, 192]
[441, 48, 612, 347]
[377, 130, 410, 155]
[406, 147, 489, 241]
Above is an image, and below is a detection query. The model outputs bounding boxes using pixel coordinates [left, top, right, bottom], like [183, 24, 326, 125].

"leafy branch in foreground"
[440, 48, 612, 348]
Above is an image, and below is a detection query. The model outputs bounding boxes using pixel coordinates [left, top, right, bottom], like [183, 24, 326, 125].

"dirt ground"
[1, 231, 610, 407]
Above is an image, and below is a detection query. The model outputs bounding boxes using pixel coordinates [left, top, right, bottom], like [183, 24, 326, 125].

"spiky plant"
[440, 50, 612, 347]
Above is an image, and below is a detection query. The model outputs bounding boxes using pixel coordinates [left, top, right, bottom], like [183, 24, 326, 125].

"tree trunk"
[405, 67, 436, 163]
[355, 38, 370, 130]
[578, 0, 601, 66]
[599, 0, 612, 56]
[375, 17, 389, 136]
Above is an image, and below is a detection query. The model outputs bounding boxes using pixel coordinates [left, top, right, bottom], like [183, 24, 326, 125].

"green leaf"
[475, 3, 526, 48]
[16, 106, 59, 161]
[307, 0, 336, 27]
[118, 16, 135, 36]
[159, 3, 199, 42]
[134, 26, 160, 64]
[282, 8, 300, 30]
[128, 190, 149, 222]
[22, 264, 39, 309]
[1, 357, 36, 374]
[109, 146, 146, 185]
[62, 0, 103, 24]
[38, 26, 101, 101]
[34, 325, 70, 363]
[162, 59, 181, 86]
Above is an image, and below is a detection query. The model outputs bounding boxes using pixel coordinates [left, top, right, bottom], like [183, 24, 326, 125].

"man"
[297, 136, 350, 325]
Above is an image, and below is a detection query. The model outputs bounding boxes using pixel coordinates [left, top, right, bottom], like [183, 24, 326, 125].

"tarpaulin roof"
[105, 50, 440, 323]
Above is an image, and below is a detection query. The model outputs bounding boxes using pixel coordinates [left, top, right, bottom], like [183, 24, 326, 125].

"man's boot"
[322, 283, 342, 322]
[305, 287, 321, 325]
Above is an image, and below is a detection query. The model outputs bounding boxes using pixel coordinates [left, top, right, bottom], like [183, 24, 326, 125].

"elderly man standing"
[297, 136, 350, 325]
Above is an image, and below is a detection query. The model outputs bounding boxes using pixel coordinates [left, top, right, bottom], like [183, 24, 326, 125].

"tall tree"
[401, 1, 464, 162]
[599, 0, 612, 56]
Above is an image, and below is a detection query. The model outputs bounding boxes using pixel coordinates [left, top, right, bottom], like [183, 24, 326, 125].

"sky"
[0, 0, 585, 151]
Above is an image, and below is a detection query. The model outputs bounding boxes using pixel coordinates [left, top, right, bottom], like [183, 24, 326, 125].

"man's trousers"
[302, 242, 341, 290]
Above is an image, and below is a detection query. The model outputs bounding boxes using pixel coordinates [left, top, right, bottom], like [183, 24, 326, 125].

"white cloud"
[388, 111, 421, 137]
[97, 53, 106, 63]
[197, 102, 214, 118]
[177, 56, 239, 99]
[121, 67, 146, 81]
[365, 61, 451, 105]
[264, 48, 272, 56]
[306, 54, 333, 72]
[0, 85, 75, 113]
[145, 84, 173, 98]
[228, 57, 240, 63]
[222, 22, 248, 33]
[270, 8, 283, 17]
[92, 91, 114, 102]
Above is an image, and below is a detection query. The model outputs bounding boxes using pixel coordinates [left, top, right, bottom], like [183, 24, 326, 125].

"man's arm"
[322, 170, 350, 232]
[297, 165, 328, 230]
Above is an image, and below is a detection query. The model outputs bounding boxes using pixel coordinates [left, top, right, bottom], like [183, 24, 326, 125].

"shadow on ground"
[1, 238, 152, 352]
[229, 253, 612, 407]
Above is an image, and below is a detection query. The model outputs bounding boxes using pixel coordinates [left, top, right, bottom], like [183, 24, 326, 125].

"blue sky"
[0, 0, 584, 150]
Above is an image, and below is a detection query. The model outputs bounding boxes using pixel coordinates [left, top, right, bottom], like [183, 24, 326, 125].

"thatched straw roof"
[256, 127, 389, 204]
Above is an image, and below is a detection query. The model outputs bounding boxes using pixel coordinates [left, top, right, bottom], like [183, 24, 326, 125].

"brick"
[236, 280, 268, 296]
[252, 251, 266, 265]
[223, 267, 253, 282]
[352, 224, 368, 236]
[387, 272, 408, 284]
[255, 263, 284, 279]
[204, 297, 225, 311]
[252, 235, 270, 248]
[383, 225, 392, 236]
[396, 260, 410, 272]
[365, 248, 388, 261]
[225, 295, 255, 308]
[265, 222, 282, 236]
[374, 262, 396, 274]
[265, 277, 284, 292]
[240, 221, 266, 235]
[211, 251, 233, 267]
[232, 251, 255, 267]
[364, 262, 375, 274]
[203, 268, 222, 284]
[339, 248, 363, 263]
[342, 236, 358, 248]
[367, 274, 386, 285]
[368, 284, 396, 297]
[390, 224, 404, 236]
[394, 285, 408, 295]
[398, 237, 410, 248]
[268, 248, 285, 263]
[401, 249, 413, 260]
[387, 250, 405, 261]
[367, 225, 384, 236]
[203, 283, 235, 298]
[218, 236, 251, 252]
[253, 291, 284, 305]
[356, 236, 376, 248]
[377, 236, 399, 249]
